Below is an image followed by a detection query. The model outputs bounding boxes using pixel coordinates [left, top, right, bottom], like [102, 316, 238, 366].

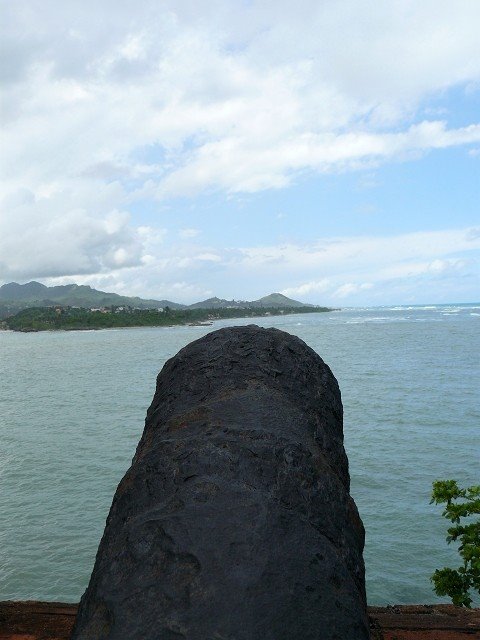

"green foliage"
[4, 304, 330, 332]
[430, 480, 480, 607]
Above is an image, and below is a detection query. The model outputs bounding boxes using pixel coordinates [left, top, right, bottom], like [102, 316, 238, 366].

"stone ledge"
[0, 601, 479, 640]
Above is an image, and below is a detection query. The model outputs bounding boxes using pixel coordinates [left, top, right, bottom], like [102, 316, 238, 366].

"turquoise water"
[0, 304, 478, 605]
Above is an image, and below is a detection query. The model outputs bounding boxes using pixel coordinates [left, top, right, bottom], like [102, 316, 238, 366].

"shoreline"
[0, 601, 478, 639]
[1, 307, 333, 333]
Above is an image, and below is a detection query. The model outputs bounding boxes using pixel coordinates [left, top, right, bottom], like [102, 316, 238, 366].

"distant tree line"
[4, 304, 332, 332]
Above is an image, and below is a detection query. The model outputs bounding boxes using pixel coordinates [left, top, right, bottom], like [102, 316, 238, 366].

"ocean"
[0, 304, 478, 606]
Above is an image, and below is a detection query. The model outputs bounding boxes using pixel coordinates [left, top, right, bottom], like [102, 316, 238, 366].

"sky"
[1, 0, 479, 306]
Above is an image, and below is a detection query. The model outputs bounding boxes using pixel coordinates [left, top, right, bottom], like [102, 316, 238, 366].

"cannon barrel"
[72, 325, 369, 640]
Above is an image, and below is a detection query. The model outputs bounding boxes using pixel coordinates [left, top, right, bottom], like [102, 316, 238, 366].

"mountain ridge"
[0, 281, 317, 318]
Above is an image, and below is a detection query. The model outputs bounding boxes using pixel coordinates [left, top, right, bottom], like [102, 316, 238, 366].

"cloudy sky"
[1, 0, 479, 305]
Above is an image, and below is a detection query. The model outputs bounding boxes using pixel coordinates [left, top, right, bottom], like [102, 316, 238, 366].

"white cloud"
[237, 228, 480, 274]
[196, 253, 222, 262]
[2, 1, 480, 201]
[0, 185, 144, 279]
[35, 226, 479, 305]
[333, 282, 373, 298]
[179, 228, 200, 239]
[231, 227, 480, 304]
[1, 1, 480, 291]
[281, 279, 331, 298]
[154, 121, 480, 197]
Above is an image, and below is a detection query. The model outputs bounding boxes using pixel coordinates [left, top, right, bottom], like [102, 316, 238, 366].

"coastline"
[1, 307, 333, 333]
[1, 601, 478, 639]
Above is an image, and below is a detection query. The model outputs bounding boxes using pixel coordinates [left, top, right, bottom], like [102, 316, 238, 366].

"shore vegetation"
[3, 304, 332, 332]
[431, 480, 480, 607]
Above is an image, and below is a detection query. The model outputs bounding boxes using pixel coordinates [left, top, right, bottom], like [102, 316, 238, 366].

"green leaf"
[430, 479, 480, 608]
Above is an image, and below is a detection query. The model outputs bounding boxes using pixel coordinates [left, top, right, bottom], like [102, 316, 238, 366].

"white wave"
[345, 316, 410, 324]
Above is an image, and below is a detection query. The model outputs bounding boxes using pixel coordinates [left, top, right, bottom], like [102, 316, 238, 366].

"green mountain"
[0, 281, 317, 319]
[0, 281, 48, 300]
[187, 297, 246, 309]
[187, 293, 311, 309]
[0, 281, 185, 318]
[250, 293, 312, 308]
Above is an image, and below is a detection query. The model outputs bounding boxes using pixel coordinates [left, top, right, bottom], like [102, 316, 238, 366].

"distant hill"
[187, 292, 312, 309]
[0, 281, 48, 300]
[0, 281, 185, 318]
[250, 293, 312, 308]
[187, 297, 246, 309]
[0, 281, 319, 318]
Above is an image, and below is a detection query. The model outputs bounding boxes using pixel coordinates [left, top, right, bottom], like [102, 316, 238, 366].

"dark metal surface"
[71, 325, 369, 639]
